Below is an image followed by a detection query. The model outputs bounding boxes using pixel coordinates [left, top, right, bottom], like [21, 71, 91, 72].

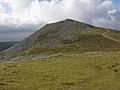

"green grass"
[1, 51, 120, 90]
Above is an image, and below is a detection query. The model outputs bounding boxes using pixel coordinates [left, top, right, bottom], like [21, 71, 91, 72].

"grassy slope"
[1, 20, 120, 89]
[14, 28, 120, 57]
[107, 30, 120, 41]
[1, 51, 120, 90]
[1, 27, 120, 90]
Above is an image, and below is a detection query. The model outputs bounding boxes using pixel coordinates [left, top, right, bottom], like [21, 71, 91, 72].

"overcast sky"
[0, 0, 120, 42]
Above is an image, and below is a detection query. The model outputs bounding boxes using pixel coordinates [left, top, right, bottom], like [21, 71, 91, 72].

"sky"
[112, 0, 120, 4]
[0, 0, 120, 42]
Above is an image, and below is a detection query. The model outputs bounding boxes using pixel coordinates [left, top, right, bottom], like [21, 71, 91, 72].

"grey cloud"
[0, 22, 45, 42]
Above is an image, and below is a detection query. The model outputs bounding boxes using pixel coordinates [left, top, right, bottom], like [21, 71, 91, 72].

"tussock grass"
[1, 51, 120, 90]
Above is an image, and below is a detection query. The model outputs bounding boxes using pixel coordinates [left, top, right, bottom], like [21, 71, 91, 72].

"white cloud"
[0, 0, 120, 41]
[108, 9, 116, 14]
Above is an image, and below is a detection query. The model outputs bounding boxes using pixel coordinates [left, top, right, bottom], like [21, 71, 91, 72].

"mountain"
[1, 19, 120, 59]
[1, 19, 120, 90]
[0, 41, 18, 51]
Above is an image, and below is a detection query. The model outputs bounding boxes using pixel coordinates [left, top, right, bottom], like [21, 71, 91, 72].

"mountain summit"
[1, 19, 120, 59]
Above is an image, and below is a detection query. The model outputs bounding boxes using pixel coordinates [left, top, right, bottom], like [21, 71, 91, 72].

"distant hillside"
[1, 19, 120, 59]
[0, 41, 18, 51]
